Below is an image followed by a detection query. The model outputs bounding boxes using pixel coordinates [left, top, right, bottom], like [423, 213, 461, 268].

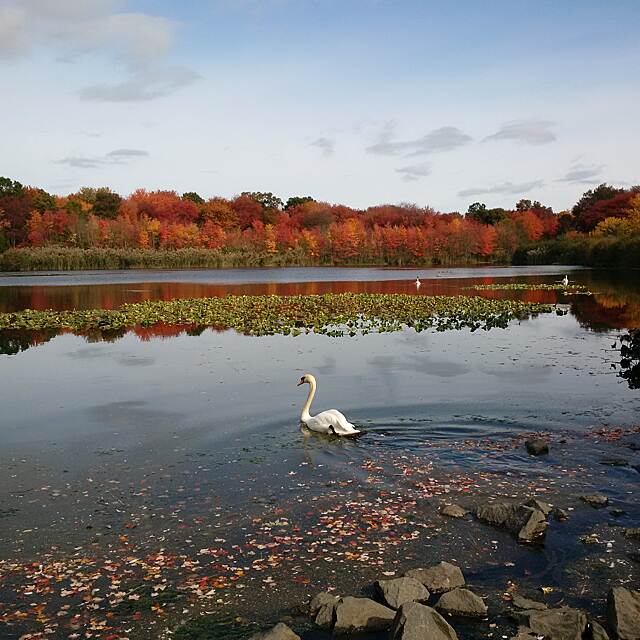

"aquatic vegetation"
[0, 293, 554, 336]
[464, 283, 589, 291]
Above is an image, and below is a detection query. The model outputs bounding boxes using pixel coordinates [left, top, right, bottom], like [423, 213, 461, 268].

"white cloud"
[396, 163, 431, 182]
[458, 180, 544, 198]
[0, 0, 198, 100]
[80, 67, 201, 102]
[367, 126, 472, 156]
[57, 148, 149, 169]
[309, 137, 335, 157]
[484, 120, 556, 145]
[555, 164, 603, 184]
[0, 5, 29, 56]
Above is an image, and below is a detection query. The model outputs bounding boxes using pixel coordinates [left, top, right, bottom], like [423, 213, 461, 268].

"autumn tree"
[572, 183, 625, 231]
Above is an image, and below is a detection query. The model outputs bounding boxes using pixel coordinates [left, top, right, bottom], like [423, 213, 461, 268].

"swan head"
[297, 373, 316, 386]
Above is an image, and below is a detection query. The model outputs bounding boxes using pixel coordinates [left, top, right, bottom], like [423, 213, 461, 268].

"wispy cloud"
[367, 126, 472, 157]
[80, 68, 201, 102]
[555, 164, 603, 185]
[484, 120, 556, 145]
[0, 0, 199, 101]
[458, 179, 544, 198]
[396, 163, 431, 182]
[57, 148, 149, 169]
[309, 137, 335, 157]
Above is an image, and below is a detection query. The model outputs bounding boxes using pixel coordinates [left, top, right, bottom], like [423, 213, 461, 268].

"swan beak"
[297, 380, 304, 386]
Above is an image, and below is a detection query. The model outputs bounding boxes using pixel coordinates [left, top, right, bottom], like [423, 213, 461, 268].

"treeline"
[0, 177, 638, 270]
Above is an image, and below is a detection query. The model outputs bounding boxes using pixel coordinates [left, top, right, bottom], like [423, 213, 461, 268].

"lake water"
[0, 265, 638, 640]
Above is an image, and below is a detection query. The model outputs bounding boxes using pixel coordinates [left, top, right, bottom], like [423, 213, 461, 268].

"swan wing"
[319, 409, 361, 436]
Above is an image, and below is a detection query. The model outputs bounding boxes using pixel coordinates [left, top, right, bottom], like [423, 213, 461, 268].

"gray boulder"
[405, 561, 465, 594]
[376, 577, 429, 610]
[309, 592, 338, 615]
[512, 594, 547, 611]
[607, 587, 640, 640]
[475, 502, 548, 542]
[390, 602, 458, 640]
[333, 596, 395, 635]
[526, 439, 549, 455]
[440, 504, 468, 518]
[250, 623, 300, 640]
[581, 494, 609, 508]
[510, 628, 538, 640]
[587, 620, 610, 640]
[518, 607, 587, 640]
[435, 588, 487, 618]
[525, 498, 552, 516]
[309, 592, 338, 629]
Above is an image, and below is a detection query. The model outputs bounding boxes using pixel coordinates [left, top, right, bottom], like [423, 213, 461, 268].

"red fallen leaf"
[124, 522, 137, 529]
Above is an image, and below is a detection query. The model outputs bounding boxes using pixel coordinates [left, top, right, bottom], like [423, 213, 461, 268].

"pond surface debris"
[0, 293, 553, 336]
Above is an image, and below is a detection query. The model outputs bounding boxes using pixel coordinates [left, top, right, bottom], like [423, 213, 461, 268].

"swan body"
[415, 277, 421, 288]
[297, 373, 360, 436]
[561, 275, 569, 286]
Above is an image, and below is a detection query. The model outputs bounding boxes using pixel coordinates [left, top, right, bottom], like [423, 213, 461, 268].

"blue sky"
[1, 0, 638, 211]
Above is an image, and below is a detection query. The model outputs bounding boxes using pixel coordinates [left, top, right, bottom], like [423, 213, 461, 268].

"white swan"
[561, 275, 569, 286]
[297, 374, 360, 436]
[415, 277, 421, 288]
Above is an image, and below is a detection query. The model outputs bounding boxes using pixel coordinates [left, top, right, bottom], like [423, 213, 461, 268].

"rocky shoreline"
[251, 560, 639, 640]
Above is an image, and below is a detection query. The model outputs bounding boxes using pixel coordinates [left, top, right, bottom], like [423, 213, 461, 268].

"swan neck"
[301, 378, 316, 421]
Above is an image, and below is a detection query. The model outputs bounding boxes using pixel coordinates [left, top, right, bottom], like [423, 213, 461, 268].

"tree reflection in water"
[618, 330, 640, 389]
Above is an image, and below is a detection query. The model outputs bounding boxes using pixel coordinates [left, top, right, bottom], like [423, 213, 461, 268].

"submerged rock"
[440, 504, 468, 519]
[435, 588, 487, 618]
[520, 607, 587, 640]
[624, 527, 640, 541]
[511, 594, 547, 611]
[600, 458, 629, 466]
[581, 494, 609, 508]
[333, 596, 395, 634]
[607, 587, 640, 640]
[250, 623, 300, 640]
[390, 602, 458, 640]
[475, 502, 548, 542]
[510, 627, 538, 640]
[405, 562, 465, 594]
[552, 507, 569, 521]
[525, 439, 549, 455]
[375, 577, 429, 610]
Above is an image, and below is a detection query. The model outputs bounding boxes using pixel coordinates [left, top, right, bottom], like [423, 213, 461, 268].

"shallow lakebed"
[0, 266, 638, 640]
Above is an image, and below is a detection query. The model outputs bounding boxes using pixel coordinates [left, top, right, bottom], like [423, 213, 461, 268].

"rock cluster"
[296, 557, 640, 640]
[306, 562, 489, 639]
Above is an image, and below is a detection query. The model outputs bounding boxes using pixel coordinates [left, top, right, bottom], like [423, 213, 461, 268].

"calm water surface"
[0, 265, 638, 640]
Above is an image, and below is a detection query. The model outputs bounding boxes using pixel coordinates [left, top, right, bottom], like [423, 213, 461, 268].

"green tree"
[285, 196, 315, 210]
[467, 202, 507, 225]
[0, 177, 25, 197]
[183, 191, 204, 205]
[93, 188, 122, 219]
[242, 191, 283, 210]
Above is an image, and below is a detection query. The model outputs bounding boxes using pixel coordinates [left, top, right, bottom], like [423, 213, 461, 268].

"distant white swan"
[561, 275, 569, 286]
[415, 277, 421, 288]
[297, 374, 360, 436]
